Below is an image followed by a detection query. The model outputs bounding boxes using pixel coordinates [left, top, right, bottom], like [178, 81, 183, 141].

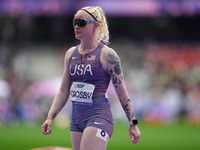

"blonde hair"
[81, 6, 110, 45]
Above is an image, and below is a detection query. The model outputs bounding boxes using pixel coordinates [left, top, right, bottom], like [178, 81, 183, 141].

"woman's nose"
[74, 24, 80, 29]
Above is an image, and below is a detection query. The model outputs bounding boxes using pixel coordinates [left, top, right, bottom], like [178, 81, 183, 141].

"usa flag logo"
[74, 84, 77, 88]
[87, 55, 96, 61]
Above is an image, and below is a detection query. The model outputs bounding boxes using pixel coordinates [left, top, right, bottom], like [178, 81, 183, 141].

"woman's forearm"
[119, 97, 135, 121]
[47, 90, 69, 119]
[115, 84, 135, 121]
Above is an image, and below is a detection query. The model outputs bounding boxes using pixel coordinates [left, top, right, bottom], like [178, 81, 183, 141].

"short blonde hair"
[81, 6, 110, 45]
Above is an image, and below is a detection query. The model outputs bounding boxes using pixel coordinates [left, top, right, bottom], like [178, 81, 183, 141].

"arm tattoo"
[112, 75, 121, 88]
[108, 49, 120, 65]
[114, 64, 121, 75]
[108, 50, 134, 120]
[52, 113, 57, 119]
[120, 99, 135, 121]
[108, 49, 123, 88]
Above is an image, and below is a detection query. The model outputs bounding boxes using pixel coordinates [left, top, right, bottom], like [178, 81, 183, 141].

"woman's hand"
[41, 118, 53, 135]
[129, 125, 141, 144]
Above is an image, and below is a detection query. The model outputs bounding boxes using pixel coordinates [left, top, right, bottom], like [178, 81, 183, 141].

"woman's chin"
[75, 35, 82, 40]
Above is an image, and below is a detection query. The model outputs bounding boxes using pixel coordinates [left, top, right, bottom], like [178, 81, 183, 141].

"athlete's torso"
[69, 42, 110, 98]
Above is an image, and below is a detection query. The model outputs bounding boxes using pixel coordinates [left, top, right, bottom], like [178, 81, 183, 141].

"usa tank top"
[69, 42, 110, 98]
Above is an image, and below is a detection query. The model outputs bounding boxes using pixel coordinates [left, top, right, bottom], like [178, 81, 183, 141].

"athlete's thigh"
[80, 127, 109, 150]
[71, 131, 83, 150]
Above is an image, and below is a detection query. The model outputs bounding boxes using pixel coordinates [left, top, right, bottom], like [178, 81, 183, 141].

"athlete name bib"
[70, 82, 95, 106]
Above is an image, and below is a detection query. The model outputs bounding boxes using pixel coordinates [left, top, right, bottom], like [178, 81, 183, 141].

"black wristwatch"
[129, 119, 138, 126]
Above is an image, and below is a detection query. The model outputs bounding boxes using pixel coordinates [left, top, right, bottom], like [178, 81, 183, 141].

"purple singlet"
[69, 42, 110, 98]
[69, 42, 113, 137]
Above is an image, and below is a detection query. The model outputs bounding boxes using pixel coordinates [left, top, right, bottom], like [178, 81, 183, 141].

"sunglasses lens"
[73, 19, 76, 27]
[73, 19, 87, 27]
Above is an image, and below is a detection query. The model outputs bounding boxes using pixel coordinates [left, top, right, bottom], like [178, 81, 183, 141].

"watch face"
[132, 119, 138, 125]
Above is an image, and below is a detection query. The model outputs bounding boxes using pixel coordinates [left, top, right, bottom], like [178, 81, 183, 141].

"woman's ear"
[94, 22, 100, 30]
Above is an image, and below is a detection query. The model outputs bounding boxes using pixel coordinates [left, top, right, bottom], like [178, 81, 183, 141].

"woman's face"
[74, 10, 98, 40]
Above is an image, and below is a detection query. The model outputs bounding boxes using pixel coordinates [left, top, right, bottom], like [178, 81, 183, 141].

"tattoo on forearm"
[120, 99, 134, 121]
[123, 103, 131, 120]
[52, 113, 57, 119]
[132, 112, 135, 118]
[121, 75, 124, 81]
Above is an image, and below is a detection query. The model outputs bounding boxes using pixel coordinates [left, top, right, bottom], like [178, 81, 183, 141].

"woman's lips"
[75, 31, 81, 35]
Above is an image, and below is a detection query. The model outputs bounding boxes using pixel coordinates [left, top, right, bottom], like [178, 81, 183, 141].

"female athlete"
[41, 6, 141, 150]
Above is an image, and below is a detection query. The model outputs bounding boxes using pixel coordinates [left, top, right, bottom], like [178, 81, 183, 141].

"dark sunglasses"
[73, 19, 101, 27]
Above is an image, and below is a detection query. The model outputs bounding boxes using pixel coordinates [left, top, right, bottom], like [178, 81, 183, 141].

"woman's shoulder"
[65, 46, 77, 60]
[67, 46, 77, 53]
[100, 44, 117, 68]
[101, 44, 117, 57]
[102, 44, 112, 54]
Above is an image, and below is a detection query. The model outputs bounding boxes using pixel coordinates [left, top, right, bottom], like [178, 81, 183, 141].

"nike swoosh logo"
[94, 122, 103, 125]
[72, 57, 78, 60]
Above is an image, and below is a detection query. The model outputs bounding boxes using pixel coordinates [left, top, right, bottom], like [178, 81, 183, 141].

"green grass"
[0, 122, 199, 150]
[108, 122, 200, 150]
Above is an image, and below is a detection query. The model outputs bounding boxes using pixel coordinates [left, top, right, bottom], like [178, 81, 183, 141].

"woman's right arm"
[41, 47, 75, 135]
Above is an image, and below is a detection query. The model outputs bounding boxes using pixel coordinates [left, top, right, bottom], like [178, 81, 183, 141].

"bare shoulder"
[66, 46, 76, 56]
[101, 45, 110, 70]
[65, 46, 76, 61]
[103, 46, 120, 63]
[101, 45, 110, 55]
[101, 45, 117, 59]
[101, 45, 120, 70]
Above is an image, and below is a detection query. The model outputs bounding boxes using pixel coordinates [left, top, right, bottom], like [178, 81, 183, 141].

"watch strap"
[129, 119, 138, 125]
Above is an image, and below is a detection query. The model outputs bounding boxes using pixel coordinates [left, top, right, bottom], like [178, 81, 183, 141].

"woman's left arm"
[104, 48, 141, 144]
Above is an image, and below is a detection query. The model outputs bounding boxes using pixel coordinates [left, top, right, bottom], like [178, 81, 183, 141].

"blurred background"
[0, 0, 200, 150]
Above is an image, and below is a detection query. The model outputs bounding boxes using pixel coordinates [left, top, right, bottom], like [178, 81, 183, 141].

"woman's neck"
[79, 38, 99, 53]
